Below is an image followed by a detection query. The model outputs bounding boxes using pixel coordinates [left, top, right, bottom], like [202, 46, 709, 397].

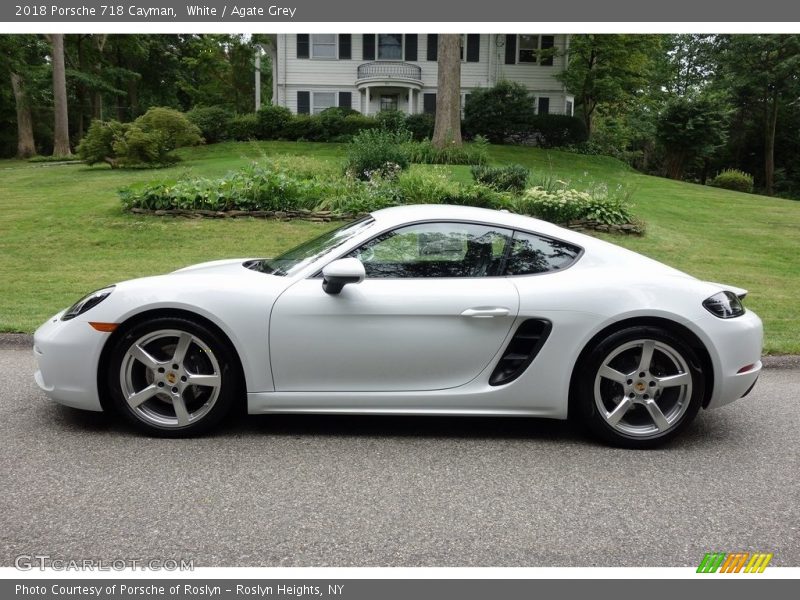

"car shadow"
[48, 401, 591, 444]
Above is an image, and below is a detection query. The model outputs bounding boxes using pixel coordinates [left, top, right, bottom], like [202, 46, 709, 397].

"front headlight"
[61, 286, 115, 321]
[703, 291, 745, 319]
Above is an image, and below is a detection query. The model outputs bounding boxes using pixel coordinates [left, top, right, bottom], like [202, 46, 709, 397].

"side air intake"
[489, 319, 552, 386]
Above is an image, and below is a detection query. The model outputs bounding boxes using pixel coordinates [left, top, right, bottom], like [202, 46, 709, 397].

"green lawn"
[1, 141, 798, 353]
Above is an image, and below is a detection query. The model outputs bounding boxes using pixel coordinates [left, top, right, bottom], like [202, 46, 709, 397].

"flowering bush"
[513, 184, 634, 225]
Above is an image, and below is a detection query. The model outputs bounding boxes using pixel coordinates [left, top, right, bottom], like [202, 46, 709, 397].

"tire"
[107, 316, 238, 437]
[575, 326, 705, 449]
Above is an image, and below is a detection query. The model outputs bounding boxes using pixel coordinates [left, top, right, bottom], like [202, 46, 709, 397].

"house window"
[519, 35, 539, 63]
[378, 34, 403, 60]
[381, 95, 398, 112]
[566, 100, 573, 116]
[517, 35, 555, 65]
[311, 34, 336, 59]
[537, 97, 550, 115]
[312, 92, 337, 114]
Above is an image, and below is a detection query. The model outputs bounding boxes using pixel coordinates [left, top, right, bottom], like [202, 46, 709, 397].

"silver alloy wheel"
[119, 329, 222, 428]
[593, 339, 693, 437]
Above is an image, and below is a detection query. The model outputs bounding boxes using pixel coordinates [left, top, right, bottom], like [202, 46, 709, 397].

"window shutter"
[427, 34, 438, 61]
[362, 34, 375, 60]
[405, 34, 418, 62]
[466, 34, 480, 62]
[338, 34, 351, 60]
[505, 34, 517, 64]
[297, 34, 309, 59]
[338, 92, 352, 110]
[297, 91, 310, 114]
[537, 97, 550, 115]
[540, 35, 555, 66]
[423, 93, 437, 115]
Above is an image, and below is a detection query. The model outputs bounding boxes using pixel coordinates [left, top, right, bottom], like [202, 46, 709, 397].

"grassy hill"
[1, 141, 797, 353]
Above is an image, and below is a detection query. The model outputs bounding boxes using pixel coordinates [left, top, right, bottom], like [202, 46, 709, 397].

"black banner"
[3, 0, 800, 22]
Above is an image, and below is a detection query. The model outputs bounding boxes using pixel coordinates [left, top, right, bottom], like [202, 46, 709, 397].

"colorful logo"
[697, 552, 773, 573]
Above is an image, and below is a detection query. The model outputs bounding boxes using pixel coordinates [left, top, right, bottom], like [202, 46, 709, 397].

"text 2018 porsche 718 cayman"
[34, 205, 762, 447]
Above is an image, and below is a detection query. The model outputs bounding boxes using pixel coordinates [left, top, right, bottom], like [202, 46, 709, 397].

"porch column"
[407, 89, 413, 115]
[364, 87, 370, 116]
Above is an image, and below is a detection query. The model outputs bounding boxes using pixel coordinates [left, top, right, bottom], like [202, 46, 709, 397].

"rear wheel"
[577, 326, 705, 448]
[107, 317, 238, 437]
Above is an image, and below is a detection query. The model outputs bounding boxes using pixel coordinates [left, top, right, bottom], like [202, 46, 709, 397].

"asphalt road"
[1, 340, 798, 567]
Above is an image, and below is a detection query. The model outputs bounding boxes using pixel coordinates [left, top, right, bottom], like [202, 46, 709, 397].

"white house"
[272, 34, 574, 117]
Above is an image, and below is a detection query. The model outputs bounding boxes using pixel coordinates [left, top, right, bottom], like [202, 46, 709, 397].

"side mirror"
[322, 258, 365, 295]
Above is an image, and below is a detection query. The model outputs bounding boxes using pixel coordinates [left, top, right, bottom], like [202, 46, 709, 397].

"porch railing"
[357, 61, 422, 81]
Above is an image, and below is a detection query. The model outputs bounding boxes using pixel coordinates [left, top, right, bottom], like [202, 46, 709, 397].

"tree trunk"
[10, 72, 36, 158]
[49, 34, 72, 157]
[764, 87, 779, 196]
[432, 34, 462, 149]
[265, 34, 278, 105]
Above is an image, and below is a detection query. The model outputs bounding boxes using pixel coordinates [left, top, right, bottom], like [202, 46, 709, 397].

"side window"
[505, 231, 581, 275]
[350, 222, 512, 278]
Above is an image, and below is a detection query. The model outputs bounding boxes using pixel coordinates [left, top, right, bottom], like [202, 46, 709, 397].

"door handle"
[460, 307, 511, 318]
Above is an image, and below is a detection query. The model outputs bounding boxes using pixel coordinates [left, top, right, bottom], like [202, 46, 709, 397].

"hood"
[172, 258, 262, 275]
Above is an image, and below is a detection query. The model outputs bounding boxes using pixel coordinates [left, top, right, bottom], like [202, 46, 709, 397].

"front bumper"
[703, 309, 763, 410]
[33, 312, 107, 411]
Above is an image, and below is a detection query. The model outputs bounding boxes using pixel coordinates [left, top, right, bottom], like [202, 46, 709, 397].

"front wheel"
[107, 317, 238, 437]
[576, 326, 705, 449]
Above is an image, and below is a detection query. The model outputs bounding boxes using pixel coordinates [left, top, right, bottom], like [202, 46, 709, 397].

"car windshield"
[248, 216, 375, 276]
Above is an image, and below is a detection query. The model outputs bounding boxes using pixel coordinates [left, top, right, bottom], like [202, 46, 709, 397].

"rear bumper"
[703, 309, 763, 410]
[33, 312, 105, 411]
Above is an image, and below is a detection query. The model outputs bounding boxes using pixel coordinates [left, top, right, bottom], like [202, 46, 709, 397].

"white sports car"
[34, 205, 762, 448]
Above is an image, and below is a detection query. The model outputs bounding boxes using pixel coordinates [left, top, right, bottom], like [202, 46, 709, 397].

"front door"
[269, 221, 520, 392]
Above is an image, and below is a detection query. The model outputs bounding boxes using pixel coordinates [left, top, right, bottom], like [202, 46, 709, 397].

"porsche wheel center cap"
[166, 372, 177, 385]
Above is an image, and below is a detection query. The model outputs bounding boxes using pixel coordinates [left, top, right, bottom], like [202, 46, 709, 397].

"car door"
[269, 221, 520, 392]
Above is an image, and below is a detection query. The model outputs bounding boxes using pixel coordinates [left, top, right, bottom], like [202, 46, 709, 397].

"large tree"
[717, 35, 800, 195]
[47, 34, 72, 156]
[0, 36, 43, 158]
[557, 34, 662, 134]
[432, 34, 462, 149]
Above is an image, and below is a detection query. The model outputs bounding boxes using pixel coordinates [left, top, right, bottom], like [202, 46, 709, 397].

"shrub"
[78, 108, 201, 168]
[710, 169, 754, 193]
[463, 81, 536, 143]
[513, 185, 634, 226]
[113, 126, 177, 167]
[77, 119, 126, 166]
[282, 114, 325, 141]
[228, 114, 259, 140]
[134, 107, 202, 150]
[405, 113, 435, 141]
[396, 167, 463, 204]
[376, 109, 408, 133]
[186, 106, 233, 144]
[341, 114, 379, 137]
[317, 106, 355, 139]
[405, 137, 488, 165]
[471, 164, 529, 192]
[344, 128, 412, 180]
[256, 104, 293, 139]
[529, 114, 588, 148]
